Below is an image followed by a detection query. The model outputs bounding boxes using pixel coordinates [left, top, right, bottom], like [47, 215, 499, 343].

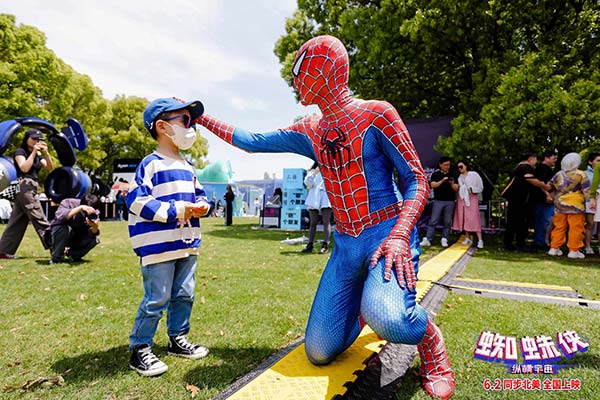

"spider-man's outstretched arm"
[197, 114, 316, 160]
[369, 104, 429, 290]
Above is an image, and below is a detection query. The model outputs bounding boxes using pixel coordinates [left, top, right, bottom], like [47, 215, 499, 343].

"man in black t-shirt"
[421, 156, 458, 247]
[532, 151, 557, 249]
[503, 153, 551, 251]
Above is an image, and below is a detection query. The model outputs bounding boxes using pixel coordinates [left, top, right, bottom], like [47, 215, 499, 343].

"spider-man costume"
[198, 35, 454, 399]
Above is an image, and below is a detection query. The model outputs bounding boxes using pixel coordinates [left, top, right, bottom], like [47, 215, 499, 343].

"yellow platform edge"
[453, 277, 575, 291]
[447, 284, 600, 305]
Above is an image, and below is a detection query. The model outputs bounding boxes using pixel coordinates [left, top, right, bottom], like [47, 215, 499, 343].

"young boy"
[127, 97, 211, 376]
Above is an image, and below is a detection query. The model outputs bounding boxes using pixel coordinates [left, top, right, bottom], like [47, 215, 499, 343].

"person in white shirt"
[451, 161, 485, 248]
[302, 163, 332, 254]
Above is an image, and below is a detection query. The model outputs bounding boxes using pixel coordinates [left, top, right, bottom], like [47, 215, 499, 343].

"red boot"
[416, 320, 455, 399]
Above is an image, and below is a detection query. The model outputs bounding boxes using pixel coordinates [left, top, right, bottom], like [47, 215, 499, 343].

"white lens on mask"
[167, 123, 197, 150]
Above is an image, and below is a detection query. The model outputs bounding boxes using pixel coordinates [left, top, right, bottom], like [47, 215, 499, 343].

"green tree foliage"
[85, 95, 208, 182]
[0, 14, 208, 185]
[274, 1, 600, 180]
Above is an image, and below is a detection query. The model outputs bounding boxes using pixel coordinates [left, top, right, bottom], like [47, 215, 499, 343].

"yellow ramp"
[228, 326, 385, 400]
[227, 243, 469, 399]
[416, 242, 470, 301]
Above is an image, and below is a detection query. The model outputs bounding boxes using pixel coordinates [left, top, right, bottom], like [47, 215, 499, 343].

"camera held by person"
[47, 194, 101, 263]
[79, 209, 99, 222]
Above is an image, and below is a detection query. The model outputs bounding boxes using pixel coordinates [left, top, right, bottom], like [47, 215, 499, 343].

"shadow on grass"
[480, 247, 600, 270]
[204, 225, 293, 242]
[51, 345, 131, 383]
[473, 235, 600, 268]
[569, 352, 600, 370]
[35, 259, 92, 266]
[392, 367, 424, 399]
[51, 344, 285, 388]
[278, 250, 332, 257]
[182, 345, 282, 389]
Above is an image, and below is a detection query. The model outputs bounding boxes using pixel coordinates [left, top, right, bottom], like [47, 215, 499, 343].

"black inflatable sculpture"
[0, 117, 108, 202]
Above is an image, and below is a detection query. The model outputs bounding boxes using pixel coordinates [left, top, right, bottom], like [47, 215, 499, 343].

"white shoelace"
[175, 335, 197, 350]
[139, 347, 161, 365]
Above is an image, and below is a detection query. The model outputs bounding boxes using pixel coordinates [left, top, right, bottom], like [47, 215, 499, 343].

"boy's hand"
[192, 202, 210, 218]
[183, 202, 210, 219]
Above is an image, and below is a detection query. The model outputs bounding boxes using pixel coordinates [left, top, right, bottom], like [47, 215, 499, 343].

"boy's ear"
[155, 120, 167, 136]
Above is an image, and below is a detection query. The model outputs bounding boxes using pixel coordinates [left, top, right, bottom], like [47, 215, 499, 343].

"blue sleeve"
[377, 131, 420, 200]
[231, 127, 317, 160]
[126, 160, 179, 223]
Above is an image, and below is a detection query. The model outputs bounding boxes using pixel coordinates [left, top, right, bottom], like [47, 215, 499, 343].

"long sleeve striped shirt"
[126, 151, 208, 266]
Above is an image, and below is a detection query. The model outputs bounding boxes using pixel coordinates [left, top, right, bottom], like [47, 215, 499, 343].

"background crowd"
[421, 152, 600, 259]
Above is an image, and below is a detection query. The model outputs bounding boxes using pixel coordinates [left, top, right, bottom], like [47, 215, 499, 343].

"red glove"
[370, 236, 416, 290]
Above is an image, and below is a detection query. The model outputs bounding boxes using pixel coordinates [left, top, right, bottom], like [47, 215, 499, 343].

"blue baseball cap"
[143, 97, 204, 138]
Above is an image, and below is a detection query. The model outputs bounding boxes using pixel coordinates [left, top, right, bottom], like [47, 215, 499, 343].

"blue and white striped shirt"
[127, 151, 208, 266]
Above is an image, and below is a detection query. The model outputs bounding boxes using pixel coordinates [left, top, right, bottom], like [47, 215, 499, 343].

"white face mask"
[166, 123, 196, 150]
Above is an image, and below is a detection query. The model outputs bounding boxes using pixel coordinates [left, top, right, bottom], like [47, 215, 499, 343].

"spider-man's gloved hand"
[370, 235, 416, 290]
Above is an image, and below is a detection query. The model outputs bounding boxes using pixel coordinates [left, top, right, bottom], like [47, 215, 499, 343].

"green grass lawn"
[397, 293, 600, 399]
[460, 234, 600, 299]
[0, 220, 598, 399]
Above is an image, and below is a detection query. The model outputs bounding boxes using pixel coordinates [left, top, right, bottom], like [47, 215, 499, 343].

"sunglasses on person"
[160, 114, 194, 128]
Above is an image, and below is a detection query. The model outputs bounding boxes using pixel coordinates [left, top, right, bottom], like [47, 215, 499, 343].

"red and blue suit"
[198, 35, 454, 399]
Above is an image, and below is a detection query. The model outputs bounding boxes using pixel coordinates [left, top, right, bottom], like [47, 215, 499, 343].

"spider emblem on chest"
[320, 128, 351, 165]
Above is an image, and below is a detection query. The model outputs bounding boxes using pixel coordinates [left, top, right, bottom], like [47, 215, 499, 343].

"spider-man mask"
[292, 35, 350, 107]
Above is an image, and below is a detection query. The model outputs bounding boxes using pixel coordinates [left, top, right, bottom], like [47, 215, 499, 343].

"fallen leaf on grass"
[186, 383, 200, 397]
[6, 361, 22, 368]
[40, 274, 49, 280]
[78, 294, 87, 301]
[3, 375, 65, 392]
[211, 359, 225, 367]
[219, 330, 224, 336]
[199, 296, 205, 304]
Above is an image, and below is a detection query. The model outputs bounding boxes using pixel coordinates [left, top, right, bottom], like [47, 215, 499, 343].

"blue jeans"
[426, 200, 455, 241]
[533, 203, 554, 247]
[129, 255, 197, 349]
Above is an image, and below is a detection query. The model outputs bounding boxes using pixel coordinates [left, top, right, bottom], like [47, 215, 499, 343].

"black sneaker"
[129, 345, 168, 377]
[168, 335, 209, 359]
[319, 242, 329, 254]
[301, 242, 314, 253]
